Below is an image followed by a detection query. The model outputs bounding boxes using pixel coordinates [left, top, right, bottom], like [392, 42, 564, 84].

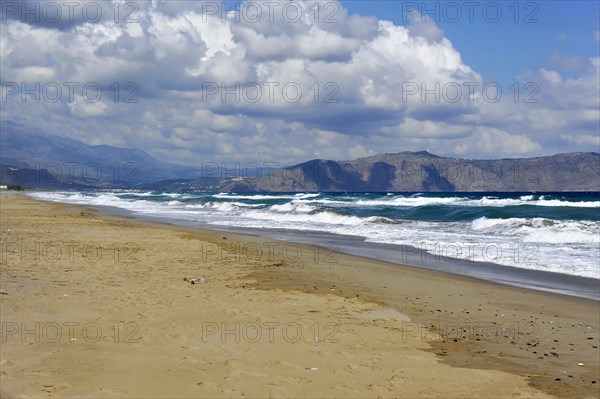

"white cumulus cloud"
[0, 0, 597, 165]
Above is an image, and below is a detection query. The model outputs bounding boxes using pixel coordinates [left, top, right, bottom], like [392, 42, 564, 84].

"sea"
[30, 191, 600, 300]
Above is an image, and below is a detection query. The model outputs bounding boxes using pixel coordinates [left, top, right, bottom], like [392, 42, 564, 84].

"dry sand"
[0, 192, 598, 398]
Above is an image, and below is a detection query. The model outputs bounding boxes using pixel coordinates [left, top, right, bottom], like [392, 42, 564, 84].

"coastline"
[1, 192, 598, 398]
[45, 198, 600, 301]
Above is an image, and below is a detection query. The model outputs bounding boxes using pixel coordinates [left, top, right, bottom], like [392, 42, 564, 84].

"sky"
[1, 0, 599, 166]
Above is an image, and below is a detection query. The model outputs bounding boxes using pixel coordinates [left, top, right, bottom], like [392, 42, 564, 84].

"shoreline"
[30, 192, 600, 301]
[1, 192, 599, 398]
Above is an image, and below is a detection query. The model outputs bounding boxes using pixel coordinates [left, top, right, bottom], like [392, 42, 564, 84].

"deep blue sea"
[31, 191, 600, 282]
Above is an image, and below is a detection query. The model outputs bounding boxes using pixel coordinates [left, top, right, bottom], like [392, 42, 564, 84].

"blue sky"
[1, 0, 599, 164]
[343, 1, 600, 83]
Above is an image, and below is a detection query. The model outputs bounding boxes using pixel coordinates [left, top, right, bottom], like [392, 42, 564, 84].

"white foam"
[213, 193, 297, 200]
[28, 191, 600, 280]
[294, 193, 320, 199]
[534, 199, 600, 208]
[282, 193, 600, 209]
[472, 217, 600, 244]
[524, 229, 599, 244]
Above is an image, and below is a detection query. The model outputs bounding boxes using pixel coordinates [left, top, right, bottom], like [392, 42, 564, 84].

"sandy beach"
[1, 192, 598, 398]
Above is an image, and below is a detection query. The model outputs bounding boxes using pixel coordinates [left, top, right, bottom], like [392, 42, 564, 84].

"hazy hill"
[2, 121, 598, 191]
[224, 151, 600, 192]
[0, 120, 199, 188]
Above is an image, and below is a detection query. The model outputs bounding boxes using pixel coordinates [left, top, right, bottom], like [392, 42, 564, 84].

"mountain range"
[223, 151, 600, 192]
[0, 120, 200, 188]
[1, 120, 598, 192]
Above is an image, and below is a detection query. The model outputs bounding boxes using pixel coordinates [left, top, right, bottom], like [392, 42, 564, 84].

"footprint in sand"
[273, 375, 311, 385]
[24, 369, 61, 377]
[388, 373, 408, 388]
[223, 359, 244, 370]
[41, 385, 56, 393]
[345, 362, 373, 372]
[332, 368, 353, 377]
[266, 385, 289, 398]
[88, 387, 125, 396]
[272, 360, 302, 370]
[230, 370, 271, 379]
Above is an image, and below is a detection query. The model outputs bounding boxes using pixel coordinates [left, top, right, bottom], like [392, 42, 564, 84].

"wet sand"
[1, 192, 598, 398]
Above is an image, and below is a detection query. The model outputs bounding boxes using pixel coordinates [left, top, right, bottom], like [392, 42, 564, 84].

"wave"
[296, 195, 600, 208]
[237, 209, 365, 226]
[365, 216, 404, 224]
[533, 199, 600, 208]
[472, 217, 600, 244]
[269, 202, 314, 213]
[213, 193, 293, 200]
[29, 191, 600, 279]
[212, 192, 320, 200]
